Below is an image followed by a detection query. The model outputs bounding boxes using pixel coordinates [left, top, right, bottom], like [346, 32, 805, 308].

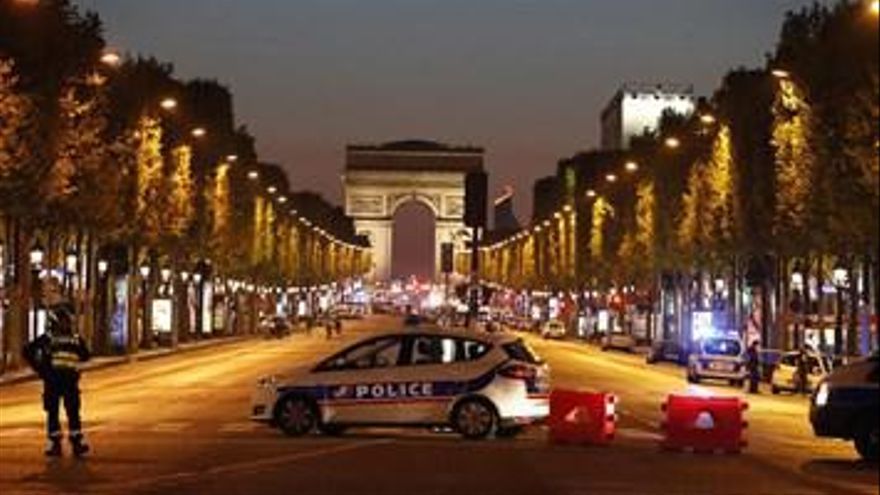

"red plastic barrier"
[660, 395, 748, 454]
[548, 389, 617, 446]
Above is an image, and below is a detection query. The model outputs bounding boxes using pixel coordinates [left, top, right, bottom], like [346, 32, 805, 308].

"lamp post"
[193, 270, 204, 339]
[790, 265, 805, 350]
[832, 262, 849, 356]
[65, 248, 78, 299]
[139, 262, 151, 348]
[29, 242, 44, 340]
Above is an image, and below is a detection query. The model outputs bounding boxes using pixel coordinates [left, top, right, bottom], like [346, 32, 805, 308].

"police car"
[687, 337, 747, 387]
[251, 329, 550, 439]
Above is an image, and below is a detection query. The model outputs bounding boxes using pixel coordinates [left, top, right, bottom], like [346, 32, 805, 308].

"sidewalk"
[0, 336, 249, 388]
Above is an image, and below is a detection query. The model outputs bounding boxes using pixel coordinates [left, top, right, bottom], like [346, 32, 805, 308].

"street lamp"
[191, 127, 207, 139]
[624, 161, 639, 173]
[65, 248, 78, 298]
[771, 69, 791, 80]
[605, 173, 618, 183]
[871, 0, 879, 16]
[247, 170, 259, 181]
[160, 97, 178, 111]
[664, 137, 681, 149]
[100, 50, 122, 68]
[832, 262, 849, 356]
[700, 113, 717, 125]
[29, 241, 44, 338]
[227, 154, 239, 163]
[97, 259, 110, 277]
[790, 264, 805, 349]
[267, 186, 278, 195]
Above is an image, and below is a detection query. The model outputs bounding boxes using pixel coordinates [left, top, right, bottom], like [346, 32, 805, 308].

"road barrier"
[660, 395, 748, 454]
[548, 389, 617, 446]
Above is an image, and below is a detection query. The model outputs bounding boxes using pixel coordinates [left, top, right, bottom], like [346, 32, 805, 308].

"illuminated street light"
[871, 0, 879, 16]
[664, 137, 681, 149]
[624, 161, 639, 173]
[97, 260, 110, 277]
[606, 173, 618, 183]
[700, 114, 717, 125]
[29, 242, 45, 269]
[586, 189, 597, 198]
[278, 196, 288, 204]
[139, 264, 151, 279]
[563, 204, 573, 213]
[191, 127, 207, 138]
[100, 50, 122, 67]
[227, 154, 239, 163]
[267, 186, 278, 195]
[771, 69, 791, 80]
[160, 98, 178, 111]
[160, 268, 173, 284]
[247, 170, 259, 181]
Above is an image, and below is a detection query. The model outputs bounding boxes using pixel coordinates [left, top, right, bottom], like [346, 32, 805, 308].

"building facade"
[600, 82, 696, 150]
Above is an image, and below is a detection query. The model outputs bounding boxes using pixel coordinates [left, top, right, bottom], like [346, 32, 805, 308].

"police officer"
[745, 340, 762, 394]
[22, 303, 91, 457]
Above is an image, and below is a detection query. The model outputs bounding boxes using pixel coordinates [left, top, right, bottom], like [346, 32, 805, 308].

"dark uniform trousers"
[43, 370, 83, 440]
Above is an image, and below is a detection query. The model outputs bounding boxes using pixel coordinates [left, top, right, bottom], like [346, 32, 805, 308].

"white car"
[541, 320, 566, 339]
[687, 337, 747, 387]
[251, 329, 551, 439]
[772, 351, 832, 395]
[601, 331, 637, 352]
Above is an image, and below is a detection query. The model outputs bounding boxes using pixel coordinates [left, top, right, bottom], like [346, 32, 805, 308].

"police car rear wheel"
[277, 397, 317, 437]
[454, 399, 496, 440]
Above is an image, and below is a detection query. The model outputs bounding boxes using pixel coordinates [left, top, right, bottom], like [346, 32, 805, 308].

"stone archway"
[343, 141, 484, 281]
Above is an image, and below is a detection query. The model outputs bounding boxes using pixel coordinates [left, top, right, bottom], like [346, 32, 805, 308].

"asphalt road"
[0, 315, 877, 495]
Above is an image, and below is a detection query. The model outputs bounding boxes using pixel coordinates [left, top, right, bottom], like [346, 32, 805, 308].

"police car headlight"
[814, 382, 830, 407]
[257, 375, 278, 388]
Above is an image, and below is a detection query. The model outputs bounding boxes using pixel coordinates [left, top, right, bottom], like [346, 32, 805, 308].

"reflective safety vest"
[47, 334, 89, 372]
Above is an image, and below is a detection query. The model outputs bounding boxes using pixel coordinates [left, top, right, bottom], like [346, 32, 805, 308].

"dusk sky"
[76, 0, 831, 277]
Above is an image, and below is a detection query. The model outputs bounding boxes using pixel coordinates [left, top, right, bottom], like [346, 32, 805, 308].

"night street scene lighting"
[0, 1, 877, 494]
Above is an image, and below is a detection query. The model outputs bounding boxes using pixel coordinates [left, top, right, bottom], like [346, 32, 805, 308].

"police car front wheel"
[453, 399, 497, 440]
[276, 396, 318, 437]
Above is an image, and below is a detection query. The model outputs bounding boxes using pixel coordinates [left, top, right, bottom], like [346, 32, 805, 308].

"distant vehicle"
[687, 337, 746, 387]
[646, 339, 689, 365]
[541, 320, 566, 340]
[810, 352, 879, 461]
[771, 351, 833, 395]
[602, 331, 637, 353]
[251, 330, 551, 439]
[259, 316, 291, 338]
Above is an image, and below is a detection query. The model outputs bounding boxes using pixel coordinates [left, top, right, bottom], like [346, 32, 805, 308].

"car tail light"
[499, 364, 537, 380]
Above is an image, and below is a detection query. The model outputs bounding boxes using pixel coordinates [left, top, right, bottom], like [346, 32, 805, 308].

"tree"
[772, 76, 817, 255]
[0, 58, 40, 216]
[166, 145, 195, 237]
[135, 116, 165, 245]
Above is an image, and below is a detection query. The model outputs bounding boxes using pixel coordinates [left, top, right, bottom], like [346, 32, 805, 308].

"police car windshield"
[702, 339, 741, 357]
[503, 340, 542, 364]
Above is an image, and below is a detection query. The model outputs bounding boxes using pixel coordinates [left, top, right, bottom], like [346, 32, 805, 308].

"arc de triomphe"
[343, 141, 484, 281]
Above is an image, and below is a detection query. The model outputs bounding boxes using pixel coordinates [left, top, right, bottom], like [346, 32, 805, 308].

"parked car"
[602, 331, 637, 353]
[687, 337, 746, 387]
[810, 352, 879, 461]
[646, 339, 689, 365]
[541, 320, 566, 340]
[771, 351, 833, 395]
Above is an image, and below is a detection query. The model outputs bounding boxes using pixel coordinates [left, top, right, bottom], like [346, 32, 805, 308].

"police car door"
[395, 335, 490, 424]
[318, 335, 412, 424]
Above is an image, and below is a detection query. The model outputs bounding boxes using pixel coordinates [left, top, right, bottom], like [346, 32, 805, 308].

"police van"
[251, 329, 551, 439]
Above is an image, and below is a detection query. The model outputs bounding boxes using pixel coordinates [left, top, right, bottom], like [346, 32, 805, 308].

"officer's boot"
[44, 437, 62, 457]
[70, 434, 90, 457]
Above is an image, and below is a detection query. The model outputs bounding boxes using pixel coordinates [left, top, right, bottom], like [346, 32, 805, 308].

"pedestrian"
[795, 346, 810, 395]
[746, 340, 761, 394]
[22, 303, 91, 457]
[335, 318, 343, 337]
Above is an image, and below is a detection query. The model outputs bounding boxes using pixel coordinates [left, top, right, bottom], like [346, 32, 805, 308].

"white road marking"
[150, 422, 189, 433]
[218, 422, 258, 433]
[616, 428, 663, 442]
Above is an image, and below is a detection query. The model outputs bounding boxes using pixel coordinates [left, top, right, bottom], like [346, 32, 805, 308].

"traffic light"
[465, 171, 488, 228]
[441, 243, 454, 274]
